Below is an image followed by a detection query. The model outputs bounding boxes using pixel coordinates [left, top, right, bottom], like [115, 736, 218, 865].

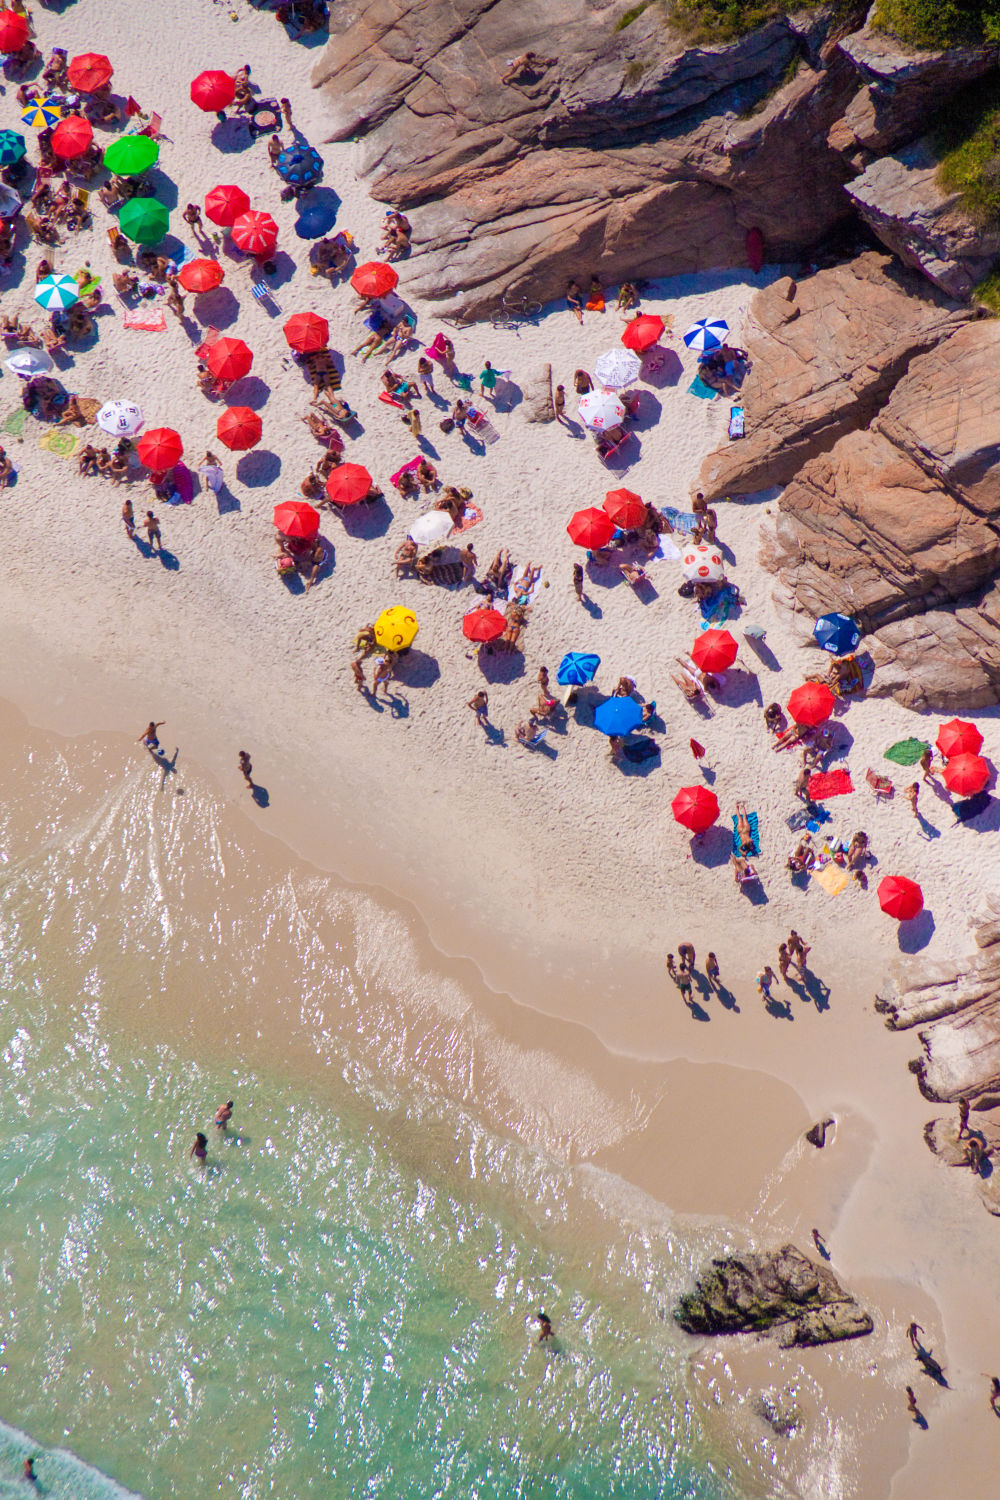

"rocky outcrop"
[697, 253, 969, 501]
[522, 363, 554, 423]
[847, 141, 1000, 300]
[877, 898, 1000, 1101]
[312, 0, 998, 311]
[674, 1244, 873, 1347]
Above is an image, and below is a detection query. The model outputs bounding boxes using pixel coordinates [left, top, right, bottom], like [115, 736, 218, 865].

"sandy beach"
[1, 0, 1000, 1495]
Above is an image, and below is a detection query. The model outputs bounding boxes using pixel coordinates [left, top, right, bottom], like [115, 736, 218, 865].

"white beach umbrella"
[0, 184, 21, 218]
[5, 346, 53, 377]
[407, 510, 453, 546]
[683, 317, 729, 351]
[681, 542, 724, 582]
[34, 274, 79, 311]
[97, 400, 144, 436]
[593, 348, 642, 390]
[577, 390, 626, 431]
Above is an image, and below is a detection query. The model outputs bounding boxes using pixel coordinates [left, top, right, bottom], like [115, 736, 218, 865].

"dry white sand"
[2, 1, 1000, 1494]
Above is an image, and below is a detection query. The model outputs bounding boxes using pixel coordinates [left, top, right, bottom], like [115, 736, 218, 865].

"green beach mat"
[884, 737, 930, 766]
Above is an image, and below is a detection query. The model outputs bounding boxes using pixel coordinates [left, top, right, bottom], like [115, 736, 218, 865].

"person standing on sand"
[665, 953, 677, 980]
[215, 1100, 234, 1131]
[905, 1387, 922, 1422]
[121, 497, 135, 539]
[572, 562, 584, 603]
[777, 943, 792, 981]
[351, 658, 366, 694]
[788, 931, 810, 970]
[958, 1098, 971, 1138]
[372, 656, 393, 698]
[919, 746, 938, 784]
[756, 966, 776, 1004]
[678, 942, 695, 972]
[238, 750, 253, 790]
[553, 384, 567, 424]
[182, 203, 203, 233]
[417, 356, 435, 397]
[676, 967, 694, 1009]
[23, 1457, 37, 1483]
[811, 1228, 829, 1258]
[905, 781, 920, 818]
[705, 953, 720, 990]
[468, 690, 489, 729]
[479, 360, 499, 402]
[566, 280, 583, 325]
[144, 509, 161, 552]
[279, 97, 293, 129]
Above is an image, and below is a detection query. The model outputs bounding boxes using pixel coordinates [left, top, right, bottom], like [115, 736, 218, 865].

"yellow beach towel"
[812, 864, 848, 897]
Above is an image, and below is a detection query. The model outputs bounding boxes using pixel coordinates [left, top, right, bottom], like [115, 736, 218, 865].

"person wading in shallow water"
[238, 750, 253, 790]
[536, 1309, 554, 1343]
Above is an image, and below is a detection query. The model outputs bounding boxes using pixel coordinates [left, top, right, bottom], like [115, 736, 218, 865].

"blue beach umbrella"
[0, 130, 26, 166]
[557, 651, 600, 687]
[276, 144, 323, 186]
[683, 317, 729, 351]
[34, 274, 79, 311]
[593, 697, 643, 736]
[814, 612, 861, 656]
[295, 200, 337, 239]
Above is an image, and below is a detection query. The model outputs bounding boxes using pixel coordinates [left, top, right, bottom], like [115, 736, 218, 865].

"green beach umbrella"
[0, 129, 26, 166]
[118, 197, 169, 245]
[103, 134, 159, 176]
[34, 274, 79, 311]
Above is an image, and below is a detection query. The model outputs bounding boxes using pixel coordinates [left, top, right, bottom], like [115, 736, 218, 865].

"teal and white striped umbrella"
[21, 97, 62, 130]
[34, 274, 79, 311]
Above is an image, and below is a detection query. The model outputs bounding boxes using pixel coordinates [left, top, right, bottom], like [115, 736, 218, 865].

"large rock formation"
[847, 141, 1000, 301]
[674, 1244, 873, 1347]
[312, 1, 996, 312]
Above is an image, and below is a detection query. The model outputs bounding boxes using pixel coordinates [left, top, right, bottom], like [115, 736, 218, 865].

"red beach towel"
[808, 769, 854, 800]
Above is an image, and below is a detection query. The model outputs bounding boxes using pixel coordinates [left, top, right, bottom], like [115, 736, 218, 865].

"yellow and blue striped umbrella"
[21, 97, 62, 130]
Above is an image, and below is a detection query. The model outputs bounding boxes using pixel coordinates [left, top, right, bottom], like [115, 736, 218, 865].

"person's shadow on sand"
[249, 783, 269, 808]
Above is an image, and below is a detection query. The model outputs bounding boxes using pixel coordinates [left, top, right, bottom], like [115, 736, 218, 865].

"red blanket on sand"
[808, 769, 854, 800]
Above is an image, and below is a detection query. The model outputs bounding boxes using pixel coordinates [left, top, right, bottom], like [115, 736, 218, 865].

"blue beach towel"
[732, 811, 760, 857]
[687, 375, 717, 400]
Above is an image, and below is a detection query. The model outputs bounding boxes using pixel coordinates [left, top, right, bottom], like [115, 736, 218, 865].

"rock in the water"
[674, 1243, 873, 1347]
[847, 140, 1000, 302]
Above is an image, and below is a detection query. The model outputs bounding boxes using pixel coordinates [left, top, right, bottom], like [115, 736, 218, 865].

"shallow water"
[0, 727, 749, 1499]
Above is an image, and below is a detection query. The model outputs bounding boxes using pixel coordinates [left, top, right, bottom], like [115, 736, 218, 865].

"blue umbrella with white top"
[683, 317, 729, 351]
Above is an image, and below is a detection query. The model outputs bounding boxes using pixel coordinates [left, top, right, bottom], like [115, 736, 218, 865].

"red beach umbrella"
[325, 463, 372, 506]
[136, 427, 183, 471]
[231, 209, 278, 257]
[787, 682, 836, 727]
[936, 718, 983, 759]
[671, 784, 720, 833]
[622, 314, 665, 353]
[190, 70, 235, 112]
[216, 406, 261, 451]
[603, 487, 647, 528]
[273, 500, 319, 540]
[177, 258, 224, 293]
[462, 609, 507, 643]
[878, 875, 923, 922]
[942, 753, 989, 796]
[206, 337, 253, 382]
[691, 629, 738, 674]
[51, 115, 93, 159]
[283, 311, 329, 353]
[567, 507, 614, 550]
[204, 184, 249, 227]
[67, 53, 113, 93]
[350, 261, 398, 298]
[0, 11, 28, 52]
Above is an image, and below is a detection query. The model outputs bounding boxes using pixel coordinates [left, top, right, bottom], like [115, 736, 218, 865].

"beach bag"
[439, 417, 455, 434]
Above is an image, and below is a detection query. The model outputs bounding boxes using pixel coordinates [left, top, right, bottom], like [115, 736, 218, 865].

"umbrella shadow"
[265, 250, 299, 289]
[192, 286, 241, 329]
[626, 391, 661, 432]
[391, 649, 440, 690]
[334, 497, 393, 539]
[711, 668, 762, 710]
[898, 909, 935, 953]
[743, 634, 781, 670]
[147, 169, 178, 212]
[236, 450, 281, 487]
[690, 825, 731, 868]
[478, 646, 525, 684]
[619, 739, 661, 777]
[228, 375, 271, 410]
[495, 379, 521, 413]
[210, 118, 255, 155]
[297, 184, 340, 222]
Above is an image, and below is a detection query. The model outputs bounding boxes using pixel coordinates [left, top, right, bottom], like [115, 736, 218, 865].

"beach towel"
[688, 375, 717, 400]
[623, 737, 659, 764]
[378, 391, 404, 409]
[785, 807, 815, 832]
[454, 503, 483, 533]
[123, 309, 167, 332]
[585, 294, 605, 312]
[732, 811, 760, 857]
[812, 863, 848, 897]
[807, 769, 854, 800]
[75, 396, 101, 424]
[884, 737, 929, 767]
[661, 505, 700, 535]
[165, 463, 193, 504]
[390, 456, 422, 488]
[38, 429, 78, 458]
[1, 406, 28, 436]
[728, 406, 745, 439]
[431, 561, 463, 586]
[954, 790, 992, 823]
[700, 583, 741, 628]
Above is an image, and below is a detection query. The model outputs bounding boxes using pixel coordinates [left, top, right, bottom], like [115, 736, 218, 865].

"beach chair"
[195, 327, 222, 361]
[139, 112, 163, 140]
[466, 408, 499, 445]
[251, 280, 282, 314]
[865, 768, 894, 801]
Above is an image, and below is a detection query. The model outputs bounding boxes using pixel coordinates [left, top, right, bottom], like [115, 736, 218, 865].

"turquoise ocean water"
[0, 732, 749, 1499]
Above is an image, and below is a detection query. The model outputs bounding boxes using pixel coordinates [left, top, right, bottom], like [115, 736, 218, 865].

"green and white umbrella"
[34, 274, 79, 311]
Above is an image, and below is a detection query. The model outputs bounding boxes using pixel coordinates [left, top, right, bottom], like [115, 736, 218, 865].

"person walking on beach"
[417, 355, 435, 397]
[536, 1309, 554, 1343]
[121, 497, 136, 539]
[138, 720, 165, 756]
[144, 509, 161, 552]
[280, 97, 293, 129]
[905, 781, 920, 818]
[238, 750, 253, 790]
[777, 942, 792, 981]
[665, 953, 677, 980]
[23, 1457, 37, 1484]
[705, 953, 720, 991]
[756, 966, 776, 1005]
[676, 966, 694, 1009]
[190, 1131, 208, 1165]
[351, 658, 366, 694]
[553, 384, 567, 424]
[572, 561, 584, 603]
[788, 931, 810, 971]
[919, 746, 938, 784]
[479, 360, 499, 402]
[905, 1387, 924, 1423]
[215, 1100, 234, 1131]
[811, 1228, 829, 1259]
[468, 690, 489, 729]
[989, 1376, 1000, 1416]
[372, 655, 393, 698]
[958, 1097, 971, 1138]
